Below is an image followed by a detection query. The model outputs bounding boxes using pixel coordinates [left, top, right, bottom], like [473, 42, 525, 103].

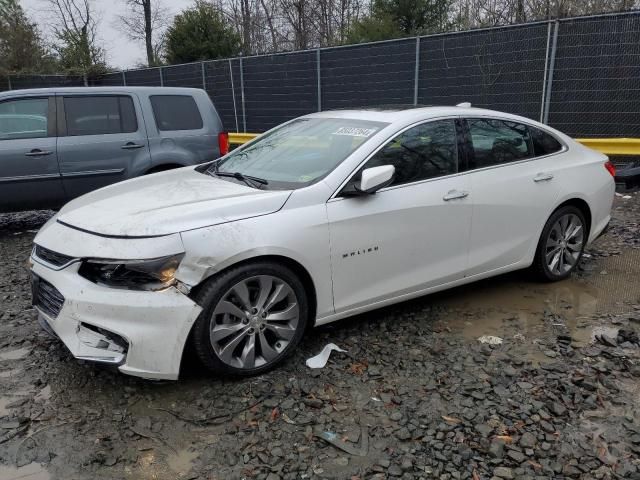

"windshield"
[208, 118, 388, 189]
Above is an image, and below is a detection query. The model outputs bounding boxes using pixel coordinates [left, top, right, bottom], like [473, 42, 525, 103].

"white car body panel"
[31, 260, 201, 380]
[327, 173, 472, 313]
[465, 155, 562, 276]
[34, 214, 185, 260]
[31, 106, 615, 379]
[56, 167, 292, 237]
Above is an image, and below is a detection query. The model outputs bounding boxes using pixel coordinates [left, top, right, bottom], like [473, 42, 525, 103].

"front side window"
[207, 118, 388, 189]
[150, 95, 203, 131]
[64, 96, 137, 136]
[363, 119, 458, 187]
[0, 97, 48, 140]
[467, 118, 532, 169]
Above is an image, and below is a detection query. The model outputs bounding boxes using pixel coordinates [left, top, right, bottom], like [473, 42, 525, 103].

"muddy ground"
[0, 192, 639, 480]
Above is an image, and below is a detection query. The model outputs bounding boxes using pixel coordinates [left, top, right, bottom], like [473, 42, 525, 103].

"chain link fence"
[2, 11, 639, 138]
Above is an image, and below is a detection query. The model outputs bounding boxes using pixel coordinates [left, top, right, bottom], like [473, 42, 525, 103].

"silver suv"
[0, 87, 225, 212]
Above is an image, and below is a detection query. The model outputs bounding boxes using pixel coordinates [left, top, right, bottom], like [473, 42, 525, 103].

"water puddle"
[432, 248, 640, 353]
[124, 448, 198, 479]
[0, 462, 50, 480]
[0, 348, 31, 361]
[166, 448, 198, 476]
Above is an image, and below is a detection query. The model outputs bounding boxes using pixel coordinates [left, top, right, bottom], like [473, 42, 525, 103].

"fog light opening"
[78, 323, 129, 354]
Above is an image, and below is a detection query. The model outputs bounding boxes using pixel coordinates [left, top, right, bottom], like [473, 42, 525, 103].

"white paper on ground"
[477, 335, 503, 345]
[306, 343, 347, 369]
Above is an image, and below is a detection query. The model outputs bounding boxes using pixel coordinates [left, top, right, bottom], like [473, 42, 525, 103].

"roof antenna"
[456, 102, 472, 108]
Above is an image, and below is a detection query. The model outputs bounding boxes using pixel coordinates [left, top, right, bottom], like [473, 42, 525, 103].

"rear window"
[64, 96, 137, 136]
[150, 95, 203, 131]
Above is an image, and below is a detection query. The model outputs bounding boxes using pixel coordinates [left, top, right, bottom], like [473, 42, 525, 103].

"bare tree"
[451, 0, 640, 28]
[116, 0, 168, 66]
[44, 0, 105, 73]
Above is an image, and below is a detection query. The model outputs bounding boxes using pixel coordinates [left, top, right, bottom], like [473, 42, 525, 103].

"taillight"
[218, 132, 229, 156]
[604, 160, 616, 177]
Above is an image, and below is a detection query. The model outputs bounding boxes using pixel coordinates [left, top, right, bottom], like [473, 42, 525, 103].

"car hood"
[56, 167, 292, 237]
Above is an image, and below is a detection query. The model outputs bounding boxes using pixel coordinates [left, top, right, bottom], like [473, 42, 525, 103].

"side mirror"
[355, 165, 395, 194]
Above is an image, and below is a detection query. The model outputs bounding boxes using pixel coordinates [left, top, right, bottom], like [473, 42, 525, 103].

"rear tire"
[532, 206, 587, 282]
[191, 261, 308, 376]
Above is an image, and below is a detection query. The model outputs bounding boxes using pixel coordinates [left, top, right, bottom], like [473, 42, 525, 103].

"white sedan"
[30, 106, 615, 379]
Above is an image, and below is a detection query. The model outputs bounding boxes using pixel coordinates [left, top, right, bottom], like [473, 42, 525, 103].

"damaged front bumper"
[31, 260, 202, 380]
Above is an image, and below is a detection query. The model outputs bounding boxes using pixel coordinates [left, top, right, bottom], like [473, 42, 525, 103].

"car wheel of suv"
[191, 261, 309, 376]
[533, 205, 587, 282]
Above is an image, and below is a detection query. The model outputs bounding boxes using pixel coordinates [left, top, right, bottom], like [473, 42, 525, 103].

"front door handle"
[25, 149, 53, 157]
[121, 142, 145, 150]
[443, 190, 469, 201]
[533, 172, 554, 182]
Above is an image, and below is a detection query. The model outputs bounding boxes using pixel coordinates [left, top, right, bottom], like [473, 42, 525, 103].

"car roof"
[0, 86, 205, 97]
[304, 105, 541, 125]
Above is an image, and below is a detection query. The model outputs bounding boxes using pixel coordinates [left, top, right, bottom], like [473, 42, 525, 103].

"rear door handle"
[443, 190, 469, 201]
[121, 142, 145, 150]
[534, 172, 554, 182]
[25, 149, 53, 157]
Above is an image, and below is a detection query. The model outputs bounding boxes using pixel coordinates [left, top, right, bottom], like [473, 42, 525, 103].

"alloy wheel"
[545, 213, 584, 275]
[209, 275, 300, 369]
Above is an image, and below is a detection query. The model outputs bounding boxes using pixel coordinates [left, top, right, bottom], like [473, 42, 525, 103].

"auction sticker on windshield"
[332, 127, 377, 137]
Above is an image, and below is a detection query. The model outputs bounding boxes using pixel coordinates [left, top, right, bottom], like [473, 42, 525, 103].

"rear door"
[463, 117, 563, 276]
[0, 95, 65, 212]
[56, 94, 150, 199]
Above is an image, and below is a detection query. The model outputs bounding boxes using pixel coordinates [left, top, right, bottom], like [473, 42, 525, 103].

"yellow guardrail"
[576, 138, 640, 156]
[229, 132, 639, 156]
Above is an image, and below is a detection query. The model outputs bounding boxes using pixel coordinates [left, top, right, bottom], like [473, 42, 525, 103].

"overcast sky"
[20, 0, 195, 69]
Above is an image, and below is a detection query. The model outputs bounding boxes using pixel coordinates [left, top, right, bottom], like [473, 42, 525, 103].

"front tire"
[532, 206, 587, 282]
[191, 262, 309, 376]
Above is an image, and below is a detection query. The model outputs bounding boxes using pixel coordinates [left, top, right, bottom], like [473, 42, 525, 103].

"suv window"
[0, 97, 48, 140]
[467, 118, 532, 169]
[150, 95, 203, 131]
[364, 120, 458, 187]
[64, 96, 137, 136]
[531, 126, 563, 156]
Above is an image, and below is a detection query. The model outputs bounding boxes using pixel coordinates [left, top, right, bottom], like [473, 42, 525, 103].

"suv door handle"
[121, 142, 144, 150]
[443, 190, 469, 201]
[25, 149, 53, 157]
[533, 172, 554, 182]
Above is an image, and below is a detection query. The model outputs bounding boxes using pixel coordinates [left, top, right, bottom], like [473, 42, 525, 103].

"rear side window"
[150, 95, 203, 131]
[0, 97, 48, 140]
[64, 96, 137, 136]
[467, 118, 532, 169]
[531, 126, 563, 156]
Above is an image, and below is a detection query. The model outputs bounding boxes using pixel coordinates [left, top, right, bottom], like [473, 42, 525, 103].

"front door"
[56, 94, 149, 199]
[0, 96, 65, 212]
[327, 119, 473, 314]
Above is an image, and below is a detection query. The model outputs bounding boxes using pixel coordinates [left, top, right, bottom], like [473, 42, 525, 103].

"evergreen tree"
[165, 1, 242, 64]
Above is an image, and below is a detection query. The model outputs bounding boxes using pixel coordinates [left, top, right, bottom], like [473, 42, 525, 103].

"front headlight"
[78, 254, 184, 291]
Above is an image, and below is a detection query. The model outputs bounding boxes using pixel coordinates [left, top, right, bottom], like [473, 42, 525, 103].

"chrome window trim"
[328, 115, 568, 202]
[328, 115, 461, 200]
[0, 173, 60, 183]
[61, 168, 125, 178]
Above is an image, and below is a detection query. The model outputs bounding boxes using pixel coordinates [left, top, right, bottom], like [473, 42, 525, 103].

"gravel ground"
[0, 192, 639, 480]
